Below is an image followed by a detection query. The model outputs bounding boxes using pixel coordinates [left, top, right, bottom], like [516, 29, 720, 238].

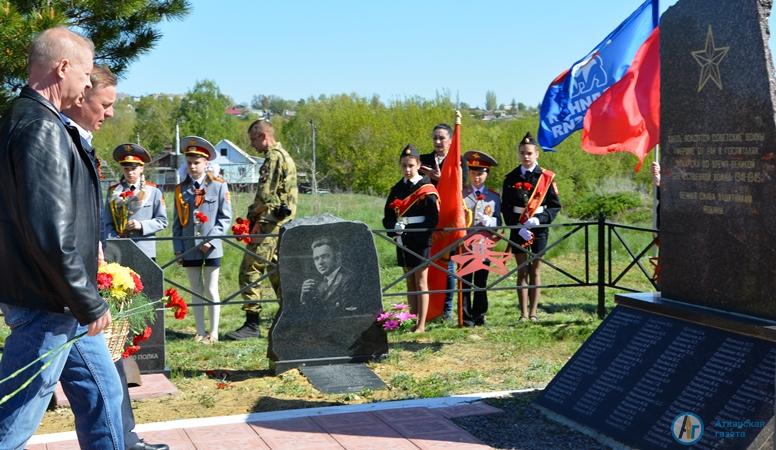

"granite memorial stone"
[535, 1, 776, 448]
[535, 306, 775, 449]
[268, 215, 388, 373]
[105, 239, 166, 373]
[659, 0, 776, 318]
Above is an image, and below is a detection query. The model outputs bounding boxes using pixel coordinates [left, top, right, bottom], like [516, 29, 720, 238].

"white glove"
[518, 227, 534, 242]
[394, 221, 405, 236]
[524, 217, 540, 229]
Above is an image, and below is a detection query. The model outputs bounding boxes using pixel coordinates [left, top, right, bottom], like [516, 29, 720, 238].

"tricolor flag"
[537, 0, 659, 150]
[581, 27, 660, 172]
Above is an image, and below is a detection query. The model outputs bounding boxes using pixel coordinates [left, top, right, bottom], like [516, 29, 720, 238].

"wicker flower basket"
[103, 318, 131, 362]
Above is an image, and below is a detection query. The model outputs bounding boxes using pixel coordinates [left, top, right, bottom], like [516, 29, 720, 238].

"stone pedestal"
[105, 239, 166, 374]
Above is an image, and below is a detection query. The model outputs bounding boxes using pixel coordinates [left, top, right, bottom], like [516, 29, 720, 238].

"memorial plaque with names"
[105, 239, 166, 373]
[268, 215, 388, 374]
[300, 364, 386, 394]
[660, 0, 776, 318]
[535, 307, 775, 449]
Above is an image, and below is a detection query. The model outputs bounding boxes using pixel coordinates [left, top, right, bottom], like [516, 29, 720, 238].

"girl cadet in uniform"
[501, 132, 561, 322]
[383, 144, 439, 333]
[103, 143, 168, 260]
[173, 136, 232, 344]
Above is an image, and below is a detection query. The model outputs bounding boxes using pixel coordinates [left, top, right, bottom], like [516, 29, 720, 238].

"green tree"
[177, 80, 234, 142]
[485, 90, 497, 111]
[134, 93, 181, 155]
[0, 0, 190, 112]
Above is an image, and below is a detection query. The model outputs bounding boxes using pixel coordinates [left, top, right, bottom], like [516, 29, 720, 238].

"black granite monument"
[535, 1, 776, 448]
[105, 239, 166, 374]
[658, 0, 776, 318]
[268, 215, 388, 374]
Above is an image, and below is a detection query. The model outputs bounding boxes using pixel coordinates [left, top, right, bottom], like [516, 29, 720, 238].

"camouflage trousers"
[238, 224, 280, 313]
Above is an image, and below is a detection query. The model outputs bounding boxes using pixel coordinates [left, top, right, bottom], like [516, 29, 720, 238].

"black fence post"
[597, 213, 606, 319]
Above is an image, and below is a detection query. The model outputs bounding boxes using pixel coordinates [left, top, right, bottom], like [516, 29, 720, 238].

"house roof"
[213, 139, 263, 165]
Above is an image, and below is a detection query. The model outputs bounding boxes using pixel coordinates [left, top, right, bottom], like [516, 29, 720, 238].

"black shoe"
[128, 440, 169, 450]
[474, 316, 486, 326]
[225, 322, 260, 340]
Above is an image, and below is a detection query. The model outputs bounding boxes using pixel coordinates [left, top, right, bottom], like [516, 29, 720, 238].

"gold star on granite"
[691, 25, 729, 93]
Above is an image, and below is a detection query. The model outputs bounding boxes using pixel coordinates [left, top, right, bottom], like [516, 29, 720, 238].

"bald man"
[0, 27, 124, 449]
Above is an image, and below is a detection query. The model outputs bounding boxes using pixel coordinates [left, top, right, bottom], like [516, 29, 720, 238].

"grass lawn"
[0, 191, 657, 433]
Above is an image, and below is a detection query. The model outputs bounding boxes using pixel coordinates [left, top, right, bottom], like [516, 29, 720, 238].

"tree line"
[94, 84, 655, 221]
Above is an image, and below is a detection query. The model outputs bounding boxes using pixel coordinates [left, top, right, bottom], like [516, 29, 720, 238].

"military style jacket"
[172, 173, 232, 261]
[103, 179, 168, 258]
[463, 185, 502, 228]
[248, 141, 298, 230]
[501, 165, 561, 232]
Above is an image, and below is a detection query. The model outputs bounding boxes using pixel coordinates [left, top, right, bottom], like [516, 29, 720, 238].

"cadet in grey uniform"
[173, 136, 232, 344]
[103, 143, 168, 259]
[461, 150, 501, 326]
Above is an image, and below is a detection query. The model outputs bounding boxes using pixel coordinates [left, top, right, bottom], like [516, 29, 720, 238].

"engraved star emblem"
[691, 25, 729, 92]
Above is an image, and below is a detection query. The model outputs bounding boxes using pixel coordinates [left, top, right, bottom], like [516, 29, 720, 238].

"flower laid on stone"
[376, 303, 417, 332]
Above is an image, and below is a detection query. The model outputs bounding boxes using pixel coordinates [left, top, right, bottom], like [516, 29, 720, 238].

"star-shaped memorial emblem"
[691, 25, 729, 93]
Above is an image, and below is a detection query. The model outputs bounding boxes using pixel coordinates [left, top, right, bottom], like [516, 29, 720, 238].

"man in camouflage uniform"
[226, 120, 297, 340]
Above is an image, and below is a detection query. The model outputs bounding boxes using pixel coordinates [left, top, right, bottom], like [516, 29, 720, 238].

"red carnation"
[122, 345, 140, 359]
[194, 211, 208, 224]
[389, 199, 402, 210]
[96, 272, 113, 290]
[231, 219, 251, 244]
[130, 272, 143, 294]
[132, 326, 153, 345]
[119, 190, 134, 199]
[164, 288, 189, 320]
[476, 194, 485, 201]
[513, 182, 533, 191]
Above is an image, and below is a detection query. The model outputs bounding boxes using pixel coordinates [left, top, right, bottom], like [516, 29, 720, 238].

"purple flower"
[376, 312, 391, 322]
[396, 312, 415, 322]
[392, 303, 409, 310]
[383, 319, 400, 330]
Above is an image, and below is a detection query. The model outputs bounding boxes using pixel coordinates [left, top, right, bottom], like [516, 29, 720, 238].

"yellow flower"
[99, 262, 137, 304]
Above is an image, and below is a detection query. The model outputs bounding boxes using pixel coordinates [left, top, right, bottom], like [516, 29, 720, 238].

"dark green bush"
[568, 192, 644, 220]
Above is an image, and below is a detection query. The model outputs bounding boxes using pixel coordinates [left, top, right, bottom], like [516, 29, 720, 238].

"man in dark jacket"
[0, 27, 124, 449]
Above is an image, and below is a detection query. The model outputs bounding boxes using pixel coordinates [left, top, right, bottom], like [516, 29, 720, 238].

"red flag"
[427, 120, 466, 320]
[581, 27, 660, 172]
[430, 121, 466, 257]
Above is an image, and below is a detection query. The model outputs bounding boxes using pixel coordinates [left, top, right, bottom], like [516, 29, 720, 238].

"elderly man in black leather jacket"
[0, 27, 125, 449]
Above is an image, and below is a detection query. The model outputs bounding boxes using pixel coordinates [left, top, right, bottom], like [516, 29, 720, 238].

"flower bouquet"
[231, 217, 252, 244]
[512, 181, 533, 204]
[376, 303, 417, 332]
[97, 262, 156, 361]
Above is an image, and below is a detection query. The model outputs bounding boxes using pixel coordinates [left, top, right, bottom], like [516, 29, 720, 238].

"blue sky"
[118, 0, 765, 108]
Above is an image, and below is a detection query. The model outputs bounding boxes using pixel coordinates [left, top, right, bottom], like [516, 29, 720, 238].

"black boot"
[225, 313, 260, 340]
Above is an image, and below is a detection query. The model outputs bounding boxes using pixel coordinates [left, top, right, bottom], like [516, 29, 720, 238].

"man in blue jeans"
[0, 27, 124, 449]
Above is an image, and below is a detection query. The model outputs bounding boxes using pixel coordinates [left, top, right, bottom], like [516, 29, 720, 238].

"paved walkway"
[29, 394, 506, 449]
